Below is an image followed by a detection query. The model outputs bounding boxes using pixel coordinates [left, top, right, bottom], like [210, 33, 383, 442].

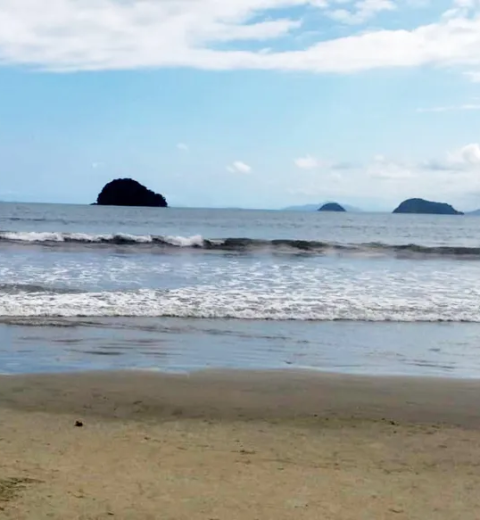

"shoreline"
[2, 368, 480, 427]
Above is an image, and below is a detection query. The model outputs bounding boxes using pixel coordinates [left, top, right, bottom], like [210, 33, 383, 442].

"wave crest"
[1, 230, 479, 258]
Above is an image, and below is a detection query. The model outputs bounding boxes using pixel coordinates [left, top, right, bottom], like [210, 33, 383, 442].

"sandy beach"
[1, 370, 480, 519]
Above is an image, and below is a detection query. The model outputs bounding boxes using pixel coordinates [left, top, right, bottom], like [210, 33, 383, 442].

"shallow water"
[1, 318, 480, 378]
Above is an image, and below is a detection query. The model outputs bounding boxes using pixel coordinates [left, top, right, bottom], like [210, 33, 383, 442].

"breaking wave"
[0, 285, 479, 322]
[1, 230, 480, 258]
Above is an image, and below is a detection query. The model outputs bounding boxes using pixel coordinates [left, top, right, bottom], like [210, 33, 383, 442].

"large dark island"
[318, 202, 346, 212]
[96, 178, 168, 207]
[393, 198, 462, 215]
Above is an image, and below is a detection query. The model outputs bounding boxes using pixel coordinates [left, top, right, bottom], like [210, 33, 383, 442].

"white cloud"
[288, 144, 480, 209]
[369, 145, 480, 177]
[466, 71, 480, 82]
[447, 143, 480, 167]
[227, 161, 252, 174]
[460, 143, 480, 165]
[367, 154, 415, 179]
[454, 0, 480, 9]
[294, 155, 321, 169]
[0, 1, 479, 78]
[328, 0, 397, 25]
[177, 142, 189, 152]
[417, 104, 480, 112]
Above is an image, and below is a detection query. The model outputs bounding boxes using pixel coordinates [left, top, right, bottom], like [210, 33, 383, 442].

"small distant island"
[95, 178, 168, 207]
[284, 203, 361, 212]
[318, 202, 346, 212]
[393, 198, 462, 215]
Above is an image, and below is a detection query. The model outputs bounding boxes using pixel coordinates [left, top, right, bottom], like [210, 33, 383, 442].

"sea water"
[1, 202, 480, 377]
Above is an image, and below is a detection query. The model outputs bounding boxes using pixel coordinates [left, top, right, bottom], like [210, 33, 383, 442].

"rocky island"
[96, 178, 168, 207]
[393, 198, 462, 215]
[318, 202, 346, 212]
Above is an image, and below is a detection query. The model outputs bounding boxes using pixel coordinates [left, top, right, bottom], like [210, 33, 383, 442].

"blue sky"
[0, 0, 480, 210]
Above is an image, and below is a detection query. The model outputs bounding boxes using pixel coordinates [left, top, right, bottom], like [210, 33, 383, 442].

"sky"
[0, 0, 480, 210]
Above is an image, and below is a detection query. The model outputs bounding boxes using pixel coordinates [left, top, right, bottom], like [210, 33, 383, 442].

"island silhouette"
[318, 202, 346, 212]
[393, 198, 463, 215]
[96, 179, 167, 207]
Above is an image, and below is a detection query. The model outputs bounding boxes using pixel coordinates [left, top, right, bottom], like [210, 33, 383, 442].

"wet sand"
[1, 370, 480, 519]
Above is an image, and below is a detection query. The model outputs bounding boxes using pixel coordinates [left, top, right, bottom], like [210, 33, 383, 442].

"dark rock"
[96, 178, 167, 208]
[75, 420, 84, 427]
[318, 202, 346, 212]
[393, 198, 463, 215]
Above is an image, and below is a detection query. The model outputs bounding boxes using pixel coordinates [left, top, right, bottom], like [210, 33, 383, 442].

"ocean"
[1, 201, 480, 377]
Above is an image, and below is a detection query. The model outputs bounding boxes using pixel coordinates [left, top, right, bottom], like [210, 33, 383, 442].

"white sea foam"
[1, 231, 66, 242]
[0, 231, 207, 246]
[0, 285, 479, 321]
[1, 235, 480, 322]
[163, 235, 205, 247]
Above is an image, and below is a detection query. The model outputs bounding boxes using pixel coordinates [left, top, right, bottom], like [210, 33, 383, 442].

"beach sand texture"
[1, 370, 480, 519]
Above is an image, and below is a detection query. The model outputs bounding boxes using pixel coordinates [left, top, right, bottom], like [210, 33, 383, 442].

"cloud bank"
[0, 0, 479, 78]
